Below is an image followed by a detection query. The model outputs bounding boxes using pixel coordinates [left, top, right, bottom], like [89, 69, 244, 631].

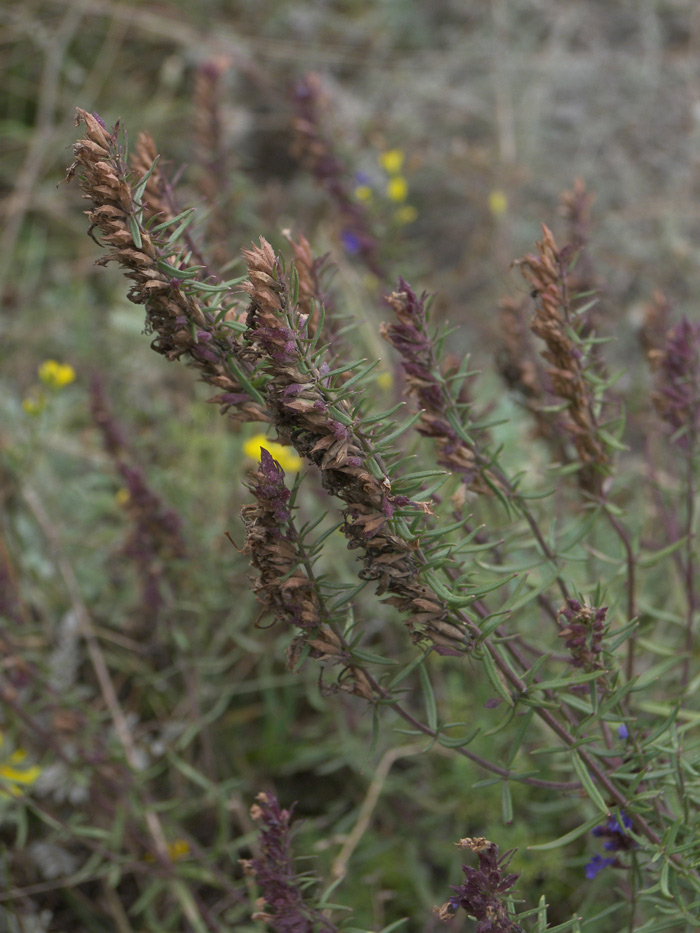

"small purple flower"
[585, 854, 615, 880]
[587, 811, 635, 879]
[618, 723, 629, 740]
[341, 230, 361, 254]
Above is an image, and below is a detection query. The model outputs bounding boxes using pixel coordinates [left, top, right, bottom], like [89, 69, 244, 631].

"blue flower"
[618, 724, 629, 739]
[585, 854, 615, 880]
[341, 230, 361, 254]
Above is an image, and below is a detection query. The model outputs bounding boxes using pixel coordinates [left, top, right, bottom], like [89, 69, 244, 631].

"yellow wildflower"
[379, 149, 404, 175]
[144, 838, 191, 862]
[22, 394, 46, 416]
[244, 434, 302, 472]
[0, 733, 41, 796]
[354, 184, 373, 202]
[386, 176, 408, 203]
[115, 487, 130, 507]
[38, 360, 76, 389]
[376, 371, 394, 390]
[395, 205, 418, 225]
[488, 189, 508, 218]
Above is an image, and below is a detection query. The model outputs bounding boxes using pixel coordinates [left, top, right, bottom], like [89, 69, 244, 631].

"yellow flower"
[22, 394, 46, 416]
[144, 838, 191, 862]
[168, 839, 190, 860]
[0, 734, 41, 796]
[395, 205, 418, 225]
[379, 149, 404, 175]
[354, 184, 373, 202]
[376, 371, 394, 390]
[386, 176, 408, 203]
[38, 360, 76, 389]
[488, 189, 508, 218]
[243, 434, 302, 472]
[115, 487, 130, 507]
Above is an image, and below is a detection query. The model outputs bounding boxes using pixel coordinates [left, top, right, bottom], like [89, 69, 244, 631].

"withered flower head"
[515, 225, 611, 495]
[243, 792, 337, 933]
[381, 277, 491, 493]
[557, 597, 607, 672]
[242, 243, 471, 654]
[436, 837, 523, 933]
[650, 316, 700, 451]
[67, 108, 268, 426]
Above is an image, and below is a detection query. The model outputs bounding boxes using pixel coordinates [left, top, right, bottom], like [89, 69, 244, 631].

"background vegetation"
[2, 1, 700, 931]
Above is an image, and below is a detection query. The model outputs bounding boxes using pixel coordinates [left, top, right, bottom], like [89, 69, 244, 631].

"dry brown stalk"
[66, 108, 268, 426]
[382, 279, 493, 495]
[496, 296, 569, 459]
[241, 449, 373, 700]
[241, 239, 470, 653]
[515, 224, 611, 494]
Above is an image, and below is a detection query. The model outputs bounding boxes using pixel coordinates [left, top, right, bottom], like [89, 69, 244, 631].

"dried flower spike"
[243, 792, 338, 933]
[67, 108, 268, 426]
[515, 224, 611, 494]
[436, 837, 523, 933]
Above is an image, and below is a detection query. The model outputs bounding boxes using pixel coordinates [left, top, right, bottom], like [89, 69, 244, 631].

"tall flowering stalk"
[67, 109, 268, 425]
[381, 277, 493, 494]
[515, 224, 613, 495]
[241, 238, 470, 653]
[242, 792, 338, 933]
[649, 317, 700, 452]
[242, 448, 373, 699]
[496, 296, 570, 462]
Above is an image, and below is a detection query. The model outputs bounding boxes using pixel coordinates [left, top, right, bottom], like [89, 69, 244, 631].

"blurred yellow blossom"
[376, 371, 394, 390]
[354, 184, 373, 202]
[144, 838, 191, 862]
[0, 733, 41, 796]
[38, 360, 76, 389]
[22, 394, 46, 416]
[488, 189, 508, 217]
[379, 149, 404, 174]
[244, 434, 302, 472]
[395, 205, 418, 225]
[387, 176, 408, 203]
[115, 487, 130, 507]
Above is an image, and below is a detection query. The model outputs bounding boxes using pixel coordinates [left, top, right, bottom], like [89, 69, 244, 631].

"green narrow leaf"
[225, 355, 266, 405]
[150, 206, 194, 233]
[418, 663, 438, 731]
[478, 646, 514, 707]
[386, 650, 431, 691]
[505, 708, 534, 766]
[132, 155, 160, 203]
[571, 752, 608, 815]
[128, 214, 143, 249]
[437, 725, 480, 748]
[501, 782, 513, 824]
[351, 648, 398, 667]
[637, 537, 688, 568]
[528, 814, 602, 851]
